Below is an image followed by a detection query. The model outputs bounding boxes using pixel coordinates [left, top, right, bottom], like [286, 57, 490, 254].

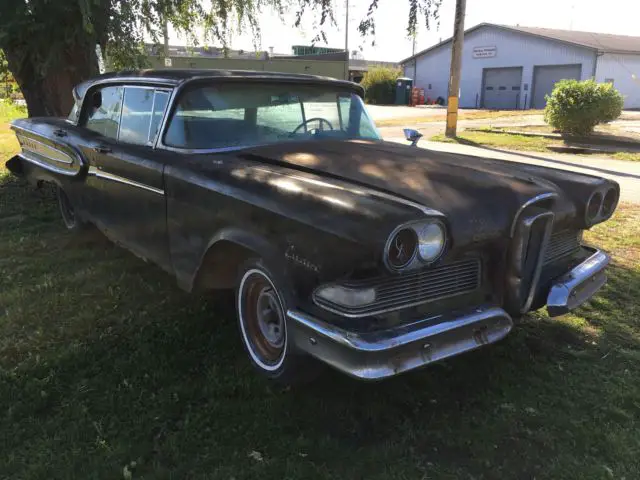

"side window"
[85, 86, 124, 139]
[119, 87, 154, 145]
[149, 91, 170, 144]
[67, 98, 81, 124]
[338, 95, 350, 130]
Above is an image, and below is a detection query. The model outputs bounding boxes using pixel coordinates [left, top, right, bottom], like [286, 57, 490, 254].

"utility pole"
[162, 16, 170, 66]
[445, 0, 466, 138]
[344, 0, 349, 80]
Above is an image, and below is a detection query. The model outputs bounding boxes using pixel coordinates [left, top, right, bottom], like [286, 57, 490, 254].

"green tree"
[360, 66, 402, 104]
[0, 49, 13, 98]
[0, 0, 439, 117]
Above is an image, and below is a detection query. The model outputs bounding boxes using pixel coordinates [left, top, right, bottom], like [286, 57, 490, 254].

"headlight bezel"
[383, 219, 448, 272]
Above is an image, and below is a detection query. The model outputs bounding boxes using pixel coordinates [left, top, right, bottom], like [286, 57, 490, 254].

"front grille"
[544, 229, 582, 265]
[314, 258, 481, 317]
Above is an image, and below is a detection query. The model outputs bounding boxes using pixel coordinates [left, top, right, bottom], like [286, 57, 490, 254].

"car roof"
[74, 69, 363, 103]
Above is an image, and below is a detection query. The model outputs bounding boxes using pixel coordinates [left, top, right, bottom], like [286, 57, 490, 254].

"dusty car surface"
[6, 69, 619, 382]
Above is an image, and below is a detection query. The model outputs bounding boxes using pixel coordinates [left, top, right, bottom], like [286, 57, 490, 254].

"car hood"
[243, 139, 568, 248]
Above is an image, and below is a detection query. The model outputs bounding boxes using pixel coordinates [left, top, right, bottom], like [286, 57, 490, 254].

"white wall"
[404, 25, 597, 109]
[595, 53, 640, 109]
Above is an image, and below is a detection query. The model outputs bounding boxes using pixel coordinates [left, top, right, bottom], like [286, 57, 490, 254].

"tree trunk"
[4, 39, 98, 118]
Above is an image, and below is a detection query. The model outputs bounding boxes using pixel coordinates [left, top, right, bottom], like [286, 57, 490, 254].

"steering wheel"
[291, 117, 335, 135]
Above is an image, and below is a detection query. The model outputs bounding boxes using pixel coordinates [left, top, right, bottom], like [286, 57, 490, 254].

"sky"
[168, 0, 640, 62]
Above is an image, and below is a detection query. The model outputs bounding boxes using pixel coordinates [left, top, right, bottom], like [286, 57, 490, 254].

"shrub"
[544, 79, 624, 135]
[360, 67, 402, 104]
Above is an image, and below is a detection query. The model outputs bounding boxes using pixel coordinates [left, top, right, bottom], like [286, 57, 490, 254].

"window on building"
[84, 86, 124, 139]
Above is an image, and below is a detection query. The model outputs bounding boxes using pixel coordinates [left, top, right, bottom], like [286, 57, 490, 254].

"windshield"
[164, 82, 381, 150]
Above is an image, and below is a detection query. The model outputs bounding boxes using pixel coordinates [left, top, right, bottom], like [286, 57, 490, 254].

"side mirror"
[403, 128, 423, 147]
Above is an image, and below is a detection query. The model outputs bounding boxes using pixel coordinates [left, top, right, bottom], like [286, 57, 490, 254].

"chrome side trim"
[510, 192, 558, 237]
[287, 305, 513, 380]
[88, 166, 164, 195]
[17, 152, 77, 177]
[16, 134, 74, 165]
[547, 248, 609, 317]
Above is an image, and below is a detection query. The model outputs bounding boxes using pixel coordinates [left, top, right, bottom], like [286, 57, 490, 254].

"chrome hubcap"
[256, 287, 285, 348]
[239, 269, 287, 371]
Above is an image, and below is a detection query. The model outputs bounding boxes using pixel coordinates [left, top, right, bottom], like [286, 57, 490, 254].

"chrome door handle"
[94, 145, 112, 154]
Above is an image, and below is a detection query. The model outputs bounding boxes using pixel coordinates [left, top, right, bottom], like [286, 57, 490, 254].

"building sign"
[164, 57, 172, 67]
[472, 46, 497, 59]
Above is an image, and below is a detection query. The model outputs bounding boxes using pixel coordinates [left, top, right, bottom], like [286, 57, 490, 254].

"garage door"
[482, 67, 523, 110]
[531, 64, 581, 109]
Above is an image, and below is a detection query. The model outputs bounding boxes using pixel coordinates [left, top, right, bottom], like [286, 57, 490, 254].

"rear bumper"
[546, 248, 609, 317]
[287, 305, 513, 380]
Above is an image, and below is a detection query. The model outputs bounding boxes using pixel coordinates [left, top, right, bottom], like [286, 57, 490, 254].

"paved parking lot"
[384, 137, 640, 205]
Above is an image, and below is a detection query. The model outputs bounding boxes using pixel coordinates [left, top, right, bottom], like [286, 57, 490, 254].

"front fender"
[184, 226, 283, 293]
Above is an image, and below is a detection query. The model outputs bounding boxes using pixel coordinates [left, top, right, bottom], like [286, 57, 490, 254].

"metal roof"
[74, 69, 362, 103]
[401, 23, 640, 64]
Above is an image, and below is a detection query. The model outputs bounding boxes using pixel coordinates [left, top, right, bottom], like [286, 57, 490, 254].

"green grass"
[0, 99, 24, 159]
[611, 151, 640, 162]
[430, 130, 640, 161]
[1, 111, 640, 478]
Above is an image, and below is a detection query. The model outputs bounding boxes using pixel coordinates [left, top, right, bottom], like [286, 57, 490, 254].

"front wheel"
[236, 258, 320, 384]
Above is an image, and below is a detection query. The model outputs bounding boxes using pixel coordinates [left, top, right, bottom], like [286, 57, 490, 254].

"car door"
[75, 84, 173, 271]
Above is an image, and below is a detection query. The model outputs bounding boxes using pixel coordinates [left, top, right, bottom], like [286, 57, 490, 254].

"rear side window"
[119, 87, 155, 145]
[85, 86, 124, 139]
[149, 91, 170, 144]
[119, 88, 170, 145]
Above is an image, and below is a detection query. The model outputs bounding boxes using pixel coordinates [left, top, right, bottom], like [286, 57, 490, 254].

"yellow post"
[445, 0, 466, 138]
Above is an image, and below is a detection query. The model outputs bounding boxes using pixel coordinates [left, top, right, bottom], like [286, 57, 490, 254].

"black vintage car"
[6, 69, 618, 382]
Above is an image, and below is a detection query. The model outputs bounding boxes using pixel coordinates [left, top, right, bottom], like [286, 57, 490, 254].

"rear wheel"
[236, 258, 320, 384]
[56, 186, 85, 232]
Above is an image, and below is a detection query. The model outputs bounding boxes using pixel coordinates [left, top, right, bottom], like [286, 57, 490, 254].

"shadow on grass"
[1, 173, 639, 479]
[442, 135, 640, 181]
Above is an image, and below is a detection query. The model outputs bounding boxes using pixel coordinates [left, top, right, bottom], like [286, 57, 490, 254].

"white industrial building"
[401, 23, 640, 110]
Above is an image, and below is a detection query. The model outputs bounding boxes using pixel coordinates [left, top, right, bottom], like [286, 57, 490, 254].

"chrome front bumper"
[546, 248, 610, 317]
[286, 248, 608, 380]
[287, 305, 513, 380]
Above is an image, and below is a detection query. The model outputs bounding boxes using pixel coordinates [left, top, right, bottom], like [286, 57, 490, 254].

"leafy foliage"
[0, 50, 20, 99]
[360, 66, 402, 104]
[358, 0, 441, 43]
[0, 0, 442, 116]
[544, 79, 624, 135]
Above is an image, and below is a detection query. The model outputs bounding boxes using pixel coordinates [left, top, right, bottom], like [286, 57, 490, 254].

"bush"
[544, 79, 624, 135]
[360, 67, 402, 104]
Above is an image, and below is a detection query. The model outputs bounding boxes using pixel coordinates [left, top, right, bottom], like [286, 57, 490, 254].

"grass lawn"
[375, 109, 543, 127]
[430, 129, 640, 162]
[1, 105, 640, 479]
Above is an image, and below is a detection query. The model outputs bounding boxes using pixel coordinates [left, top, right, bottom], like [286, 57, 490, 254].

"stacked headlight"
[416, 221, 446, 262]
[384, 220, 447, 272]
